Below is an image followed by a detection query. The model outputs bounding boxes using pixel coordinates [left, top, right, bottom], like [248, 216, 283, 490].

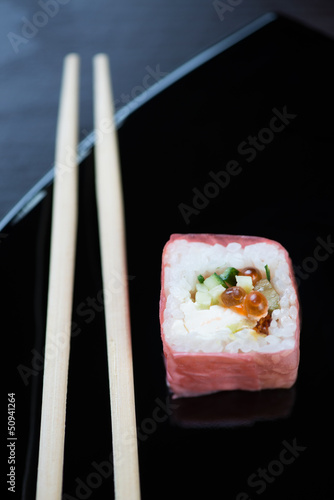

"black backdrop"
[0, 0, 334, 221]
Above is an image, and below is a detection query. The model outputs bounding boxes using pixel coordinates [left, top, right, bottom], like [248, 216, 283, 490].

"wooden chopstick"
[93, 54, 141, 500]
[36, 53, 80, 500]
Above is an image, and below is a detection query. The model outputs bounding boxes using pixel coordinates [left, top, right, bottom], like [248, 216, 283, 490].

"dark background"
[0, 0, 333, 222]
[2, 3, 334, 499]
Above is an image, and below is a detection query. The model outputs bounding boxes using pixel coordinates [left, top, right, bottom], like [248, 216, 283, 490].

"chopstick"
[35, 53, 80, 500]
[35, 52, 140, 500]
[93, 54, 141, 500]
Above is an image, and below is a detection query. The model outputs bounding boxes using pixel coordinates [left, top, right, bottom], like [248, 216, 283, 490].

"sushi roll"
[159, 234, 300, 398]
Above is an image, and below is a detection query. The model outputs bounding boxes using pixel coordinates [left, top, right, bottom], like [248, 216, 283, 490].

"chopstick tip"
[93, 53, 110, 66]
[64, 52, 80, 62]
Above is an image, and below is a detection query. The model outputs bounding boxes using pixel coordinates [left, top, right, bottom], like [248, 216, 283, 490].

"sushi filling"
[193, 266, 279, 330]
[163, 240, 298, 354]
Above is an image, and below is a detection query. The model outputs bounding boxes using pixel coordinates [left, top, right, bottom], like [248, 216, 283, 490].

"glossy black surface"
[2, 14, 334, 500]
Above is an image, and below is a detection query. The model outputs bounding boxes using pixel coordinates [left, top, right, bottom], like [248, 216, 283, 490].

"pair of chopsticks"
[35, 54, 141, 500]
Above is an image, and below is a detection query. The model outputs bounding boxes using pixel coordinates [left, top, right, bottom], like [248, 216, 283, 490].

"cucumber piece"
[208, 284, 225, 304]
[220, 267, 239, 286]
[235, 275, 253, 293]
[254, 279, 280, 312]
[195, 291, 212, 309]
[204, 272, 224, 290]
[264, 264, 271, 282]
[196, 283, 208, 292]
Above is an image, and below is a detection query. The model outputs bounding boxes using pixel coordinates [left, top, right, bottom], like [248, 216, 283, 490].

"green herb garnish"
[220, 267, 239, 287]
[197, 274, 205, 283]
[265, 264, 271, 282]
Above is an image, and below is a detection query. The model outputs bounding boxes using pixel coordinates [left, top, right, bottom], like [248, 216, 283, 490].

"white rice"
[163, 239, 298, 354]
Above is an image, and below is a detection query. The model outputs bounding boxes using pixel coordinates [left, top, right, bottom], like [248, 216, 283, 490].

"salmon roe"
[221, 286, 246, 307]
[239, 267, 262, 285]
[244, 290, 268, 318]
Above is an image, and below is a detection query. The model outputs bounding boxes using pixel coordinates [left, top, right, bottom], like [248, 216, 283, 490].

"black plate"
[2, 13, 334, 500]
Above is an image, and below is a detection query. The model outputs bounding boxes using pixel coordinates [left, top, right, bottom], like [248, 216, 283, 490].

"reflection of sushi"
[170, 388, 296, 428]
[159, 234, 300, 398]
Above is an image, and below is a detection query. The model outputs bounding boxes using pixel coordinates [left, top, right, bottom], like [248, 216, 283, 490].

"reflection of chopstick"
[93, 54, 141, 499]
[36, 54, 80, 499]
